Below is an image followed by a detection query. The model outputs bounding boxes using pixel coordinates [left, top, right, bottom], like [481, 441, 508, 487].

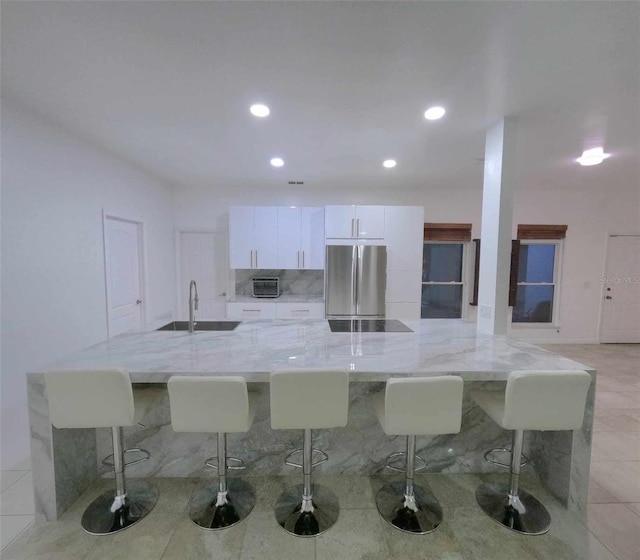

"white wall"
[173, 181, 639, 344]
[0, 102, 177, 469]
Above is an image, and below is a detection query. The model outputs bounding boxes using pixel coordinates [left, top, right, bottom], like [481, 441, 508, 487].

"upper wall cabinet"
[277, 207, 325, 269]
[325, 205, 385, 240]
[384, 206, 425, 270]
[229, 206, 278, 269]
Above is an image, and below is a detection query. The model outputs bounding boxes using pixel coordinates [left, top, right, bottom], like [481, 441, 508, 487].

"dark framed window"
[421, 243, 465, 318]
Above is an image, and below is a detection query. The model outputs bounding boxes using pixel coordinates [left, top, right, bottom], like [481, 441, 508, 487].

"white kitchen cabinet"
[386, 270, 422, 303]
[384, 206, 425, 270]
[325, 205, 385, 240]
[276, 302, 324, 319]
[229, 206, 278, 269]
[226, 301, 278, 320]
[276, 207, 325, 269]
[386, 302, 421, 320]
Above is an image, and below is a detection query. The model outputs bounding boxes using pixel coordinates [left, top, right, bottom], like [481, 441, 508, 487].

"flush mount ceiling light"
[383, 159, 397, 168]
[250, 104, 270, 117]
[270, 157, 284, 167]
[577, 147, 610, 166]
[424, 106, 446, 120]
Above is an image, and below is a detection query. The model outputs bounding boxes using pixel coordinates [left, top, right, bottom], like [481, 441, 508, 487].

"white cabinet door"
[276, 302, 325, 319]
[384, 206, 424, 270]
[386, 270, 422, 303]
[277, 207, 302, 269]
[253, 207, 278, 269]
[355, 206, 385, 239]
[325, 206, 356, 239]
[229, 206, 255, 268]
[226, 302, 277, 320]
[300, 207, 325, 269]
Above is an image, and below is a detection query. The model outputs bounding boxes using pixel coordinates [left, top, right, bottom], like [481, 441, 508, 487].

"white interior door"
[104, 216, 143, 337]
[180, 231, 228, 319]
[601, 235, 640, 343]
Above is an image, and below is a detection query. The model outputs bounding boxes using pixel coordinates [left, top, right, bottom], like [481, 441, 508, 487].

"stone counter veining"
[27, 319, 594, 523]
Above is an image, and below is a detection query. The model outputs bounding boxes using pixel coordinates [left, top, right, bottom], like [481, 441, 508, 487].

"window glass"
[513, 285, 554, 322]
[422, 244, 463, 283]
[518, 244, 555, 283]
[421, 285, 463, 318]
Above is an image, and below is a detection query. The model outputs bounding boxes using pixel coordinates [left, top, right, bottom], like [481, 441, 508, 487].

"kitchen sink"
[156, 321, 241, 331]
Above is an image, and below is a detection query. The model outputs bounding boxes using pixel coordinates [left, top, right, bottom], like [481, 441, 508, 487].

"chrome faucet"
[188, 280, 199, 333]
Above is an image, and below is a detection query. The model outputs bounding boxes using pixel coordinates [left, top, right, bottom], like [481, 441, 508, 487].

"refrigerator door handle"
[352, 245, 358, 314]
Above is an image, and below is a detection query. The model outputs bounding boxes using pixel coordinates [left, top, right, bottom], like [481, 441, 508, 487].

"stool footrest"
[483, 447, 529, 469]
[204, 456, 246, 471]
[284, 448, 328, 469]
[385, 451, 427, 473]
[102, 448, 150, 468]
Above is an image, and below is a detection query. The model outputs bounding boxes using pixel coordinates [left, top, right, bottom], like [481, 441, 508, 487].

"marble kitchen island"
[27, 319, 595, 522]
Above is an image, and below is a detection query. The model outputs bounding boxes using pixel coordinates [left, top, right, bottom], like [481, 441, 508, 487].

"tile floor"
[1, 343, 638, 560]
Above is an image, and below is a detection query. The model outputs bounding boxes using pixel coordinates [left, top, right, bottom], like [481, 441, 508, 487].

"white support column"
[477, 118, 517, 335]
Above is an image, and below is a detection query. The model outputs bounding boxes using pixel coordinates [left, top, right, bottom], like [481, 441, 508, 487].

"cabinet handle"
[351, 218, 355, 237]
[250, 250, 253, 268]
[292, 309, 309, 313]
[302, 251, 305, 268]
[256, 250, 258, 268]
[297, 250, 300, 268]
[242, 309, 261, 312]
[357, 219, 360, 237]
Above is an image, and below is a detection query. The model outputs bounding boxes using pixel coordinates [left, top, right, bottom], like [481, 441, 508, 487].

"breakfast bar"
[27, 319, 595, 522]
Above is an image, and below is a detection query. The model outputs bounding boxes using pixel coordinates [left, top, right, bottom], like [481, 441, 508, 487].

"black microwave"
[252, 277, 280, 298]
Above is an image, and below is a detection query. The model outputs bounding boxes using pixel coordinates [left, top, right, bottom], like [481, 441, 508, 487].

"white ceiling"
[2, 1, 639, 192]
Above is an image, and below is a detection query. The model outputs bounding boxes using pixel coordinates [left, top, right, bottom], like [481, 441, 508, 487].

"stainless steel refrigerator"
[325, 245, 387, 318]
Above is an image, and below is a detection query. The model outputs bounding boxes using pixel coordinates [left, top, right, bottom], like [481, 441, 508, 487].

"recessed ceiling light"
[383, 159, 397, 168]
[270, 157, 284, 167]
[577, 147, 609, 166]
[250, 104, 270, 117]
[424, 106, 446, 120]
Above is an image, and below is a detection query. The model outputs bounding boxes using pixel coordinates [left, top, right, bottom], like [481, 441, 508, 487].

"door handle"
[136, 299, 142, 305]
[605, 296, 613, 300]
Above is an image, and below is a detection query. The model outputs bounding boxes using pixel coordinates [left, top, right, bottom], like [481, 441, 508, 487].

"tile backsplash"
[235, 269, 324, 297]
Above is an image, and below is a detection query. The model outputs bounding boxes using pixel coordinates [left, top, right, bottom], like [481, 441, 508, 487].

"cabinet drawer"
[276, 303, 325, 319]
[226, 302, 277, 320]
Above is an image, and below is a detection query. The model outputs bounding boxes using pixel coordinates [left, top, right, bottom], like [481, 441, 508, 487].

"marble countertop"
[30, 320, 591, 383]
[228, 295, 324, 303]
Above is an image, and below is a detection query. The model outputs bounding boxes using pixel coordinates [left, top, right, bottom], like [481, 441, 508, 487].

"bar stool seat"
[168, 376, 257, 530]
[374, 376, 464, 534]
[270, 368, 349, 537]
[45, 369, 158, 535]
[472, 370, 591, 535]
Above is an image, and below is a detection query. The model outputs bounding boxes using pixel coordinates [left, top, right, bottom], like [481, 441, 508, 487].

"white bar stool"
[270, 369, 349, 537]
[44, 369, 158, 535]
[472, 370, 591, 535]
[167, 376, 256, 530]
[373, 376, 464, 534]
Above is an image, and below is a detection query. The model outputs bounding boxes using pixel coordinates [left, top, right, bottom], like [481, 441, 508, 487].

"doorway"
[178, 231, 228, 319]
[103, 215, 144, 338]
[600, 234, 640, 343]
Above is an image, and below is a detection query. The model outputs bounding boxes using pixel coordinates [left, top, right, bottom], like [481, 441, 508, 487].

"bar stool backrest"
[45, 369, 135, 429]
[270, 369, 349, 430]
[384, 376, 463, 436]
[503, 370, 591, 431]
[167, 376, 253, 433]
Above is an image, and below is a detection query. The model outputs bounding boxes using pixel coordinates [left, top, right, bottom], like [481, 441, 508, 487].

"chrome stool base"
[476, 482, 551, 535]
[188, 478, 255, 530]
[376, 480, 443, 534]
[81, 481, 158, 535]
[275, 483, 339, 537]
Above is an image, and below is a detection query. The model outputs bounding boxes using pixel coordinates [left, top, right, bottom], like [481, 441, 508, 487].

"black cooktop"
[328, 319, 413, 333]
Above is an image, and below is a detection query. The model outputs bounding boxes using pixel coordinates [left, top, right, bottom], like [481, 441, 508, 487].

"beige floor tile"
[595, 392, 640, 410]
[162, 515, 247, 560]
[83, 510, 181, 560]
[589, 478, 621, 504]
[0, 473, 34, 515]
[591, 432, 640, 461]
[625, 503, 640, 516]
[0, 470, 29, 493]
[590, 461, 640, 502]
[0, 515, 35, 553]
[596, 377, 636, 392]
[315, 509, 389, 560]
[594, 411, 640, 432]
[586, 503, 640, 560]
[239, 510, 315, 560]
